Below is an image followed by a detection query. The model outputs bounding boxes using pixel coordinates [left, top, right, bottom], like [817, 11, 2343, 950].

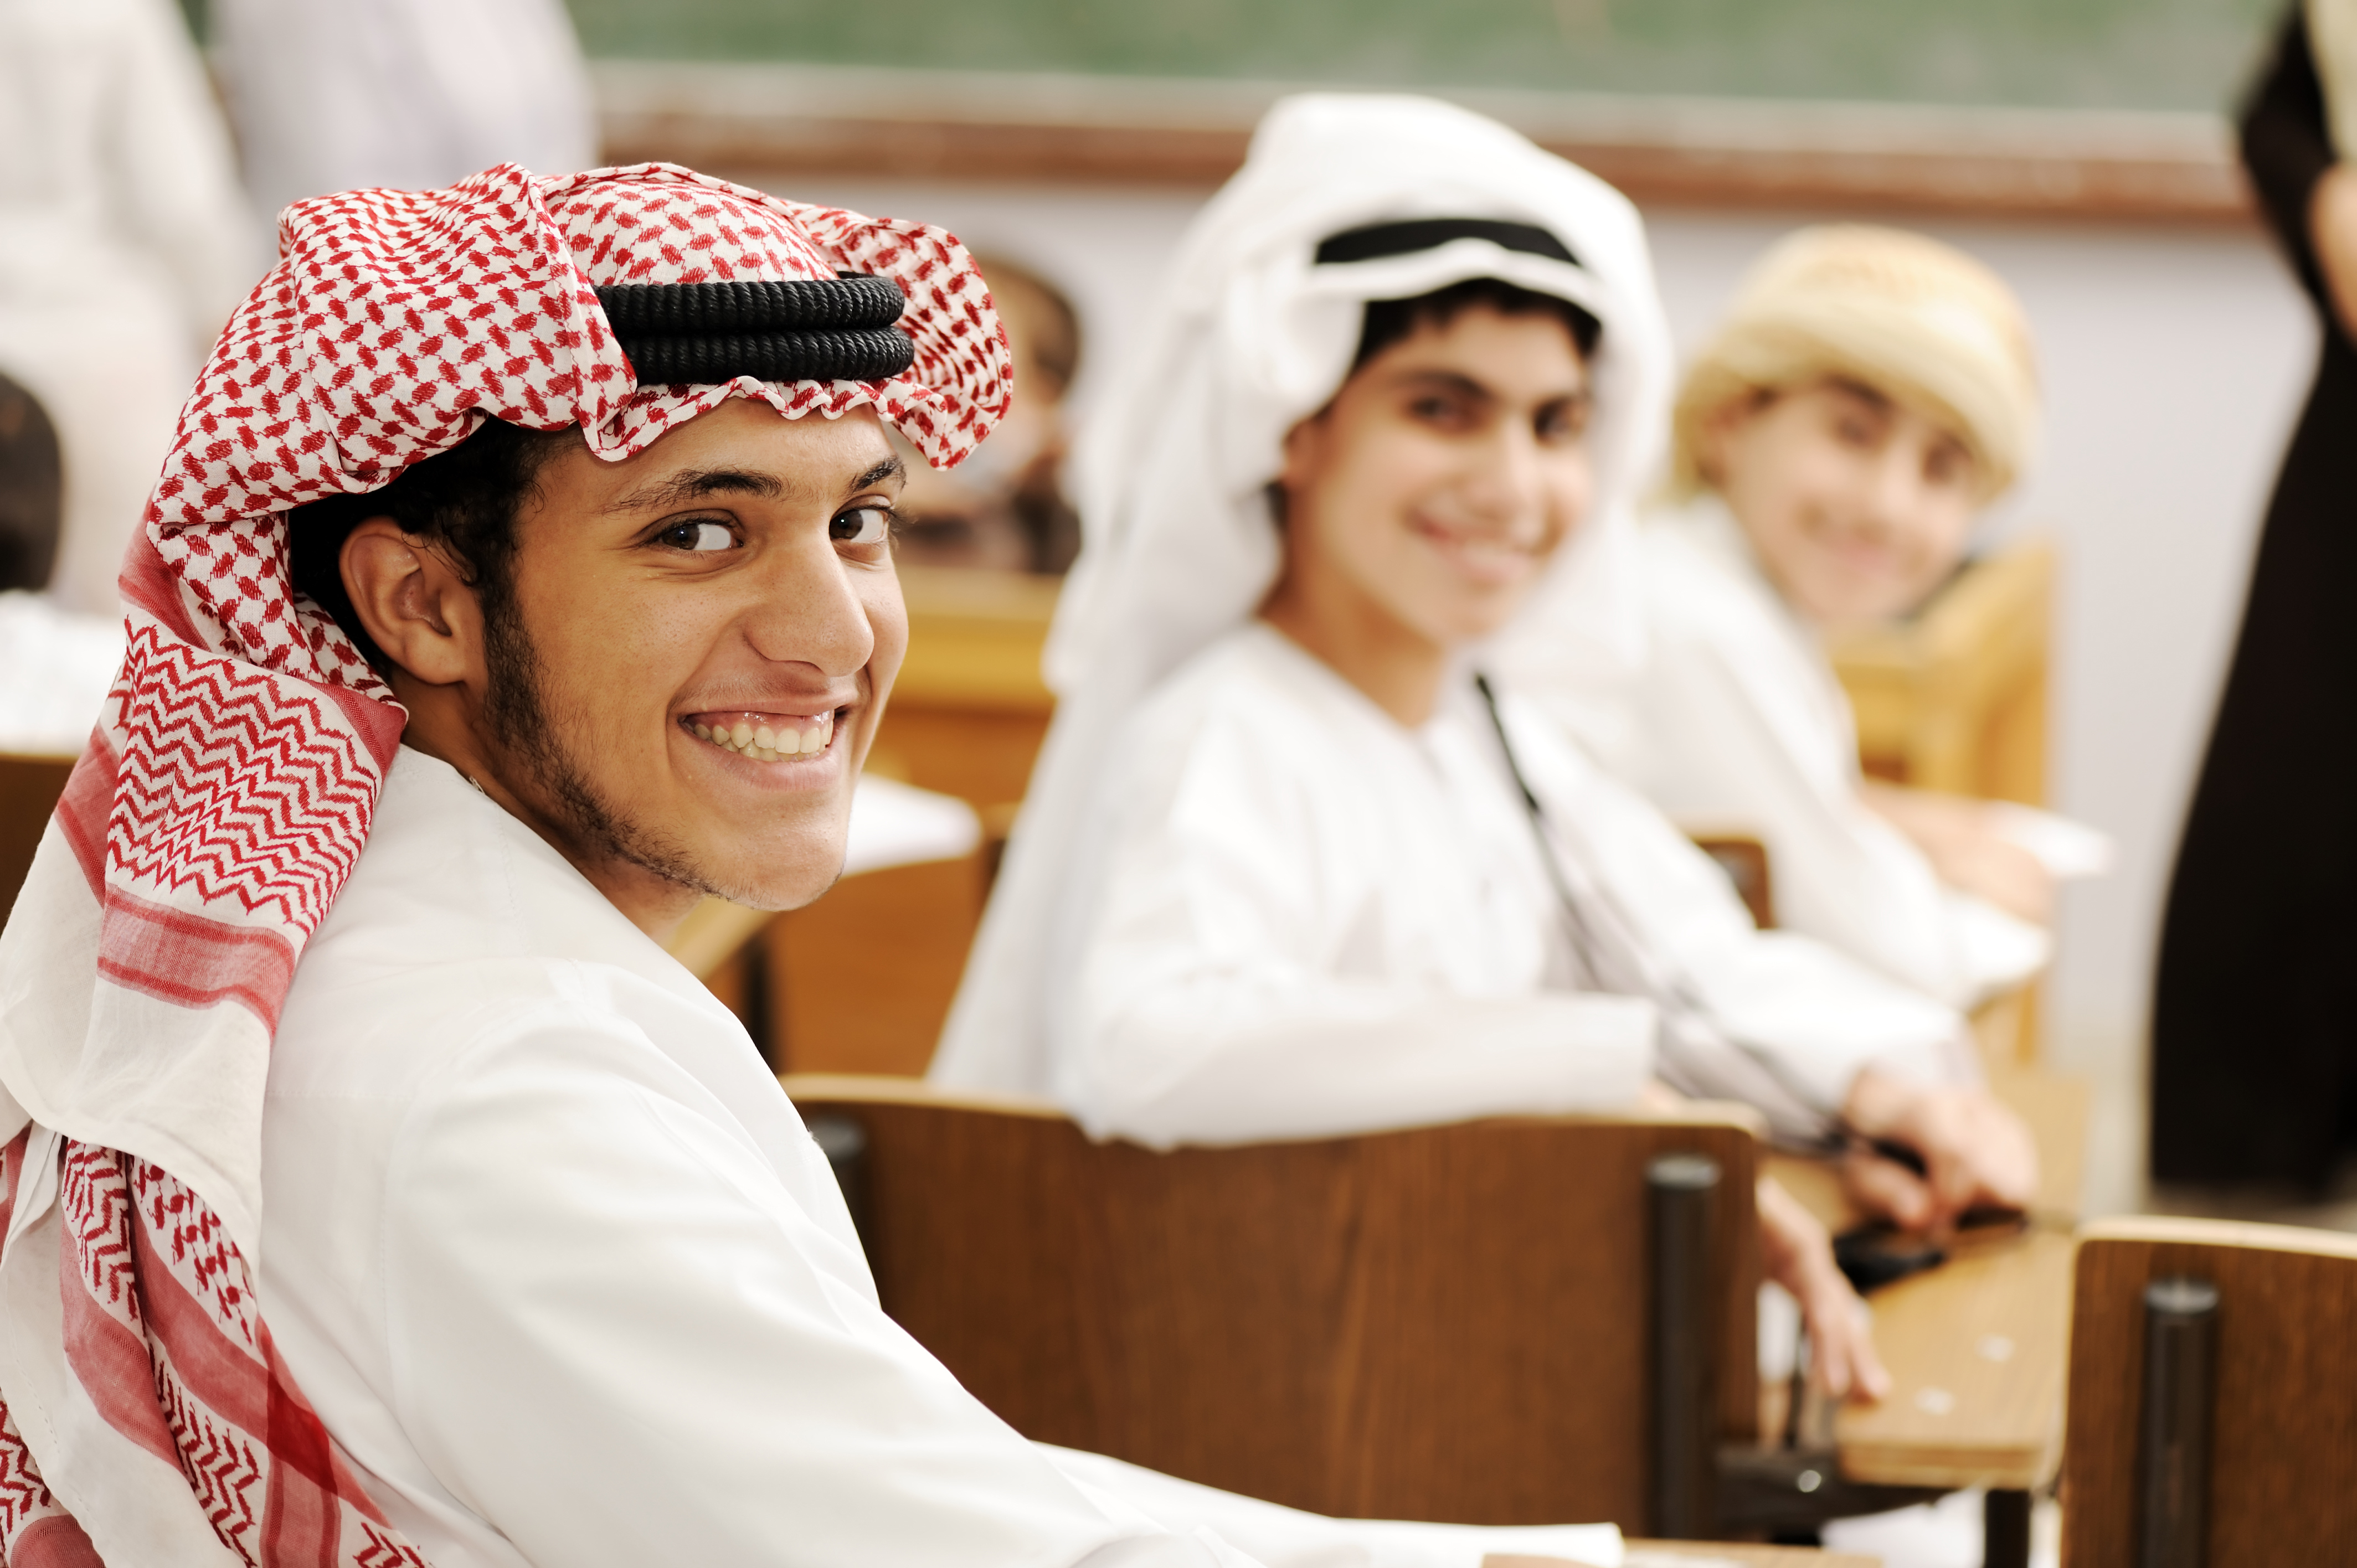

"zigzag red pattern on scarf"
[40, 1142, 428, 1567]
[0, 1133, 94, 1566]
[109, 625, 387, 937]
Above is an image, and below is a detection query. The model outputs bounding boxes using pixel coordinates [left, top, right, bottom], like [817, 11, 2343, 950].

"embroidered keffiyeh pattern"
[0, 161, 1009, 1567]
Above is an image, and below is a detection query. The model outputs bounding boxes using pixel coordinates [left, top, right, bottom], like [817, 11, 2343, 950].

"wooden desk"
[1828, 539, 2051, 807]
[1762, 1064, 2086, 1497]
[1834, 1225, 2073, 1489]
[672, 852, 985, 1076]
[871, 565, 1058, 814]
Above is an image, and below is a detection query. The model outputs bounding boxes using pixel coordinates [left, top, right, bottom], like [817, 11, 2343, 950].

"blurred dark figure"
[0, 373, 125, 753]
[2155, 6, 2357, 1188]
[895, 254, 1084, 574]
[0, 376, 61, 593]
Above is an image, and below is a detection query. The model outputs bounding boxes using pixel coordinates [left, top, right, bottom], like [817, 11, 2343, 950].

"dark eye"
[1924, 440, 1974, 491]
[832, 506, 894, 545]
[1537, 396, 1592, 445]
[657, 519, 736, 553]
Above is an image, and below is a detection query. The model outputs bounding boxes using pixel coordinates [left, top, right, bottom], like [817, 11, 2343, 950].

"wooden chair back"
[0, 752, 75, 917]
[784, 1075, 1760, 1533]
[867, 565, 1058, 814]
[671, 853, 986, 1076]
[2063, 1217, 2357, 1566]
[1828, 538, 2050, 804]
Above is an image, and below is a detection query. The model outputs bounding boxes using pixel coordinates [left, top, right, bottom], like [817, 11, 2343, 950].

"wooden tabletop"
[1762, 1063, 2087, 1492]
[1833, 1223, 2075, 1488]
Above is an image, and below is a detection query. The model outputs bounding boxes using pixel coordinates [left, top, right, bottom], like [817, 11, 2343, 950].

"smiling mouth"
[683, 709, 838, 763]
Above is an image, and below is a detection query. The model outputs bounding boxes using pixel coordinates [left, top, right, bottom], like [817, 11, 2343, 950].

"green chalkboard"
[566, 0, 2283, 115]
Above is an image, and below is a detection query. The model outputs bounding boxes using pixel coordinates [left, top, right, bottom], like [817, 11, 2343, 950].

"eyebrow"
[1390, 368, 1590, 403]
[1392, 369, 1496, 401]
[1823, 375, 1896, 414]
[600, 453, 905, 516]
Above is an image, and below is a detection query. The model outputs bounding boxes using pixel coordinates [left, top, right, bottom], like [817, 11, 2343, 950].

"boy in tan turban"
[1506, 225, 2073, 1014]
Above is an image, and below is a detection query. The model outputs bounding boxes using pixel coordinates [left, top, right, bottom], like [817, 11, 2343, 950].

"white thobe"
[1532, 499, 2045, 1010]
[258, 745, 1620, 1568]
[0, 0, 260, 615]
[1049, 623, 1969, 1151]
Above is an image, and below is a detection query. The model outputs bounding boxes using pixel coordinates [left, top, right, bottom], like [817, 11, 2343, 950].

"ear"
[338, 518, 481, 688]
[1277, 409, 1330, 499]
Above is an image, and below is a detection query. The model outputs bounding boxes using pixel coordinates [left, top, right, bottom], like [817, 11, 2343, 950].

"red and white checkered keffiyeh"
[0, 161, 1010, 1566]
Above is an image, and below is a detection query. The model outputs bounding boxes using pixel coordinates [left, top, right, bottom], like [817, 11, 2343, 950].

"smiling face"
[342, 398, 908, 933]
[1263, 302, 1593, 724]
[1705, 376, 1982, 628]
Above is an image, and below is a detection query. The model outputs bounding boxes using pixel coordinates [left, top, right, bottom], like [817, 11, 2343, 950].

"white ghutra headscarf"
[933, 93, 1675, 1095]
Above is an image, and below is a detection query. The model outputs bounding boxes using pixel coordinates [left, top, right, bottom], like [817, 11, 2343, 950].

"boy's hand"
[1838, 1067, 2039, 1233]
[1758, 1175, 1889, 1403]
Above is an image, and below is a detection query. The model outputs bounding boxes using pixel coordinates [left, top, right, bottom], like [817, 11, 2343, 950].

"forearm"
[1058, 981, 1656, 1149]
[1048, 1445, 1620, 1568]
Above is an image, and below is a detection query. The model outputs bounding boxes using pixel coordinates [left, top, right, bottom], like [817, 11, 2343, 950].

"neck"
[397, 679, 705, 943]
[1259, 571, 1450, 728]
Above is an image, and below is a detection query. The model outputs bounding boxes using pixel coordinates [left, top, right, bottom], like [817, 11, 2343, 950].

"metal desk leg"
[2137, 1277, 2218, 1568]
[1648, 1153, 1720, 1539]
[1983, 1488, 2031, 1568]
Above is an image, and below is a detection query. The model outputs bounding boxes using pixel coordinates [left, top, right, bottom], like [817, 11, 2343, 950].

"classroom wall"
[773, 173, 2318, 1214]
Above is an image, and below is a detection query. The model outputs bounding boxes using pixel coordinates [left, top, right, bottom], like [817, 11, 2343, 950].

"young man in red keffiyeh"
[0, 164, 1630, 1568]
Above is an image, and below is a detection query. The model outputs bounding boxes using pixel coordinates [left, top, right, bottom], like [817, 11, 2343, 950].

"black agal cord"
[596, 276, 914, 385]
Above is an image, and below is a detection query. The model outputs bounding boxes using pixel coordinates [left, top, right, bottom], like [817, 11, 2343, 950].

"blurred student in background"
[894, 254, 1085, 574]
[214, 0, 595, 228]
[1502, 228, 2092, 1015]
[0, 0, 259, 618]
[938, 97, 2045, 1397]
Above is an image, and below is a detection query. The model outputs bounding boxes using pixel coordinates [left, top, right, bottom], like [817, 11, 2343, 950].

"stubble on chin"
[481, 607, 851, 911]
[482, 606, 722, 899]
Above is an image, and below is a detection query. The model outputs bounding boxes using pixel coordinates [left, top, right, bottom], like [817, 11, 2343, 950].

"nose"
[1456, 419, 1553, 544]
[1856, 445, 1928, 540]
[742, 532, 877, 680]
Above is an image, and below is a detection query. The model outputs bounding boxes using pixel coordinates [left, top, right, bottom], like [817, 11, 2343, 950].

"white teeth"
[686, 711, 840, 764]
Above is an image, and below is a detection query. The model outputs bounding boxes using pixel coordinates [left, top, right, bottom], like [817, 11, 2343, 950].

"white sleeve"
[1518, 715, 1978, 1133]
[1637, 611, 2045, 1008]
[1046, 1446, 1624, 1568]
[384, 1018, 1233, 1568]
[1054, 720, 1654, 1151]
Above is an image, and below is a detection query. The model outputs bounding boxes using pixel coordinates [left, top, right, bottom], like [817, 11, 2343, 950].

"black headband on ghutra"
[597, 274, 915, 385]
[1314, 217, 1579, 269]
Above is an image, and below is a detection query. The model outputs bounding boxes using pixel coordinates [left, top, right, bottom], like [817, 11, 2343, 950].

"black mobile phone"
[1833, 1225, 1948, 1293]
